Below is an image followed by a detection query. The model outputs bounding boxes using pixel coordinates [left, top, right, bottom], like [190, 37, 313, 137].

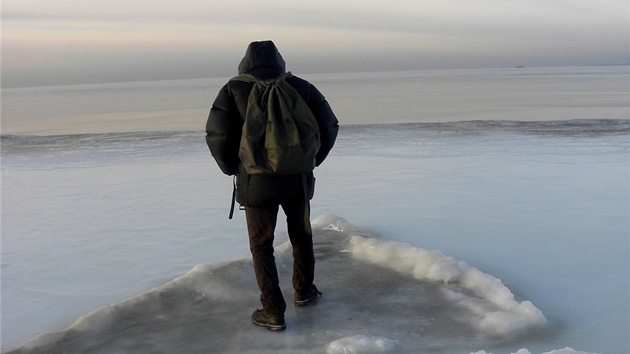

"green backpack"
[230, 72, 321, 175]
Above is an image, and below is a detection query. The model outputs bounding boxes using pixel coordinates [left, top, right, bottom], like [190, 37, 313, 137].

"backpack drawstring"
[229, 175, 237, 219]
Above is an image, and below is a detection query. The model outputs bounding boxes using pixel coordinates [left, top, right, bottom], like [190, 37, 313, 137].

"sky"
[2, 0, 628, 88]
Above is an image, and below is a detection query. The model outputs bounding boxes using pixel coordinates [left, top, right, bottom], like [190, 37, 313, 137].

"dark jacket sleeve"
[205, 84, 242, 175]
[306, 85, 339, 166]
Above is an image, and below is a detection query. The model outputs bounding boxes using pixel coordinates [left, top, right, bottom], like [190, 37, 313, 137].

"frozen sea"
[1, 66, 629, 353]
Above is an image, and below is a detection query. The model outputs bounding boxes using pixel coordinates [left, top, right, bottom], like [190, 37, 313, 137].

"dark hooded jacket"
[206, 41, 339, 207]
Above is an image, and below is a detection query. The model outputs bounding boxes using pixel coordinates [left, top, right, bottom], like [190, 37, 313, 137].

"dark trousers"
[245, 200, 314, 317]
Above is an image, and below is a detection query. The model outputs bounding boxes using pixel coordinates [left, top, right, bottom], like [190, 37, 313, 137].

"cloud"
[2, 0, 627, 87]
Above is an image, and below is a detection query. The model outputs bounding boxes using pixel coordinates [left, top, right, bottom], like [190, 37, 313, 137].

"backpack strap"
[229, 72, 294, 85]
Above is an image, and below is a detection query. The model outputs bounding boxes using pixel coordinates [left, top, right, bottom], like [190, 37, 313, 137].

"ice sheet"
[2, 119, 628, 353]
[6, 216, 547, 354]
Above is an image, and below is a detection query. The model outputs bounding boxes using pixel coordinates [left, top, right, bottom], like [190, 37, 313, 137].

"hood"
[237, 40, 286, 76]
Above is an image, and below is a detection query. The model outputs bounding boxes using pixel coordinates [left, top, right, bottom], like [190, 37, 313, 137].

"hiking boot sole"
[251, 317, 286, 331]
[295, 292, 321, 306]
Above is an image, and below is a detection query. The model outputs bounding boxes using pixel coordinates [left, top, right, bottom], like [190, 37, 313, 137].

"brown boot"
[294, 285, 322, 306]
[251, 309, 286, 331]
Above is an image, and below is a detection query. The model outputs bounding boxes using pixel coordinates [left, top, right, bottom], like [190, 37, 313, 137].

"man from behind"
[205, 40, 339, 331]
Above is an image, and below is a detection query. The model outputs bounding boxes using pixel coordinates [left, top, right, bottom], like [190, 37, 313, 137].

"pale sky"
[2, 0, 628, 88]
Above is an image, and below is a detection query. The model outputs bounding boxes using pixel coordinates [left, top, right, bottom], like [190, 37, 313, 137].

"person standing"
[205, 40, 339, 331]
